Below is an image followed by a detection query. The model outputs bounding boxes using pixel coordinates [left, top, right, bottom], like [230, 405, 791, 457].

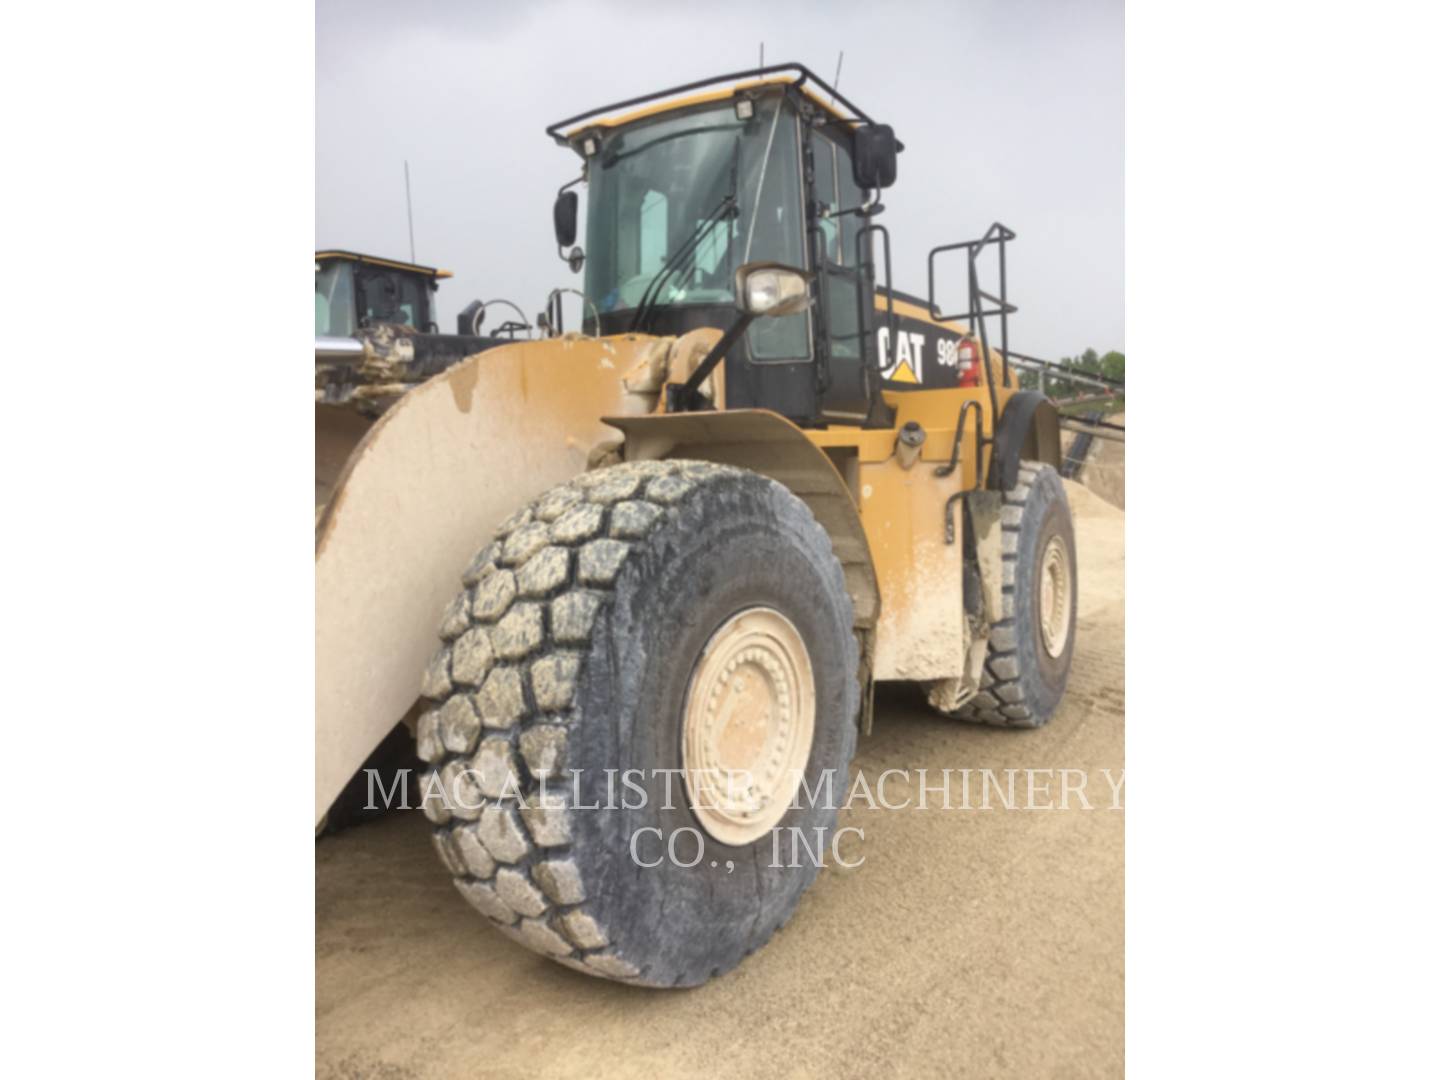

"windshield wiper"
[629, 194, 736, 332]
[630, 136, 741, 333]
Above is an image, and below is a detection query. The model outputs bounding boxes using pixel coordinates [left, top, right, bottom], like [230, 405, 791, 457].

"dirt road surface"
[316, 480, 1124, 1079]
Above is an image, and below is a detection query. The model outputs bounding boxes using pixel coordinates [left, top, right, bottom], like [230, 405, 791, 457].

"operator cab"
[314, 250, 451, 337]
[549, 66, 907, 428]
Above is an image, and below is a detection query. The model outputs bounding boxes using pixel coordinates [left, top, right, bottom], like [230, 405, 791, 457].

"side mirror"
[553, 190, 578, 248]
[852, 124, 899, 190]
[735, 262, 812, 318]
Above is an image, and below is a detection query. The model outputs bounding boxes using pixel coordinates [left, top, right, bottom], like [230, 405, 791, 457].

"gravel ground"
[316, 479, 1124, 1079]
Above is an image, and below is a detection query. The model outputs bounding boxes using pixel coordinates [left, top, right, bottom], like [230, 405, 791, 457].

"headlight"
[735, 262, 812, 318]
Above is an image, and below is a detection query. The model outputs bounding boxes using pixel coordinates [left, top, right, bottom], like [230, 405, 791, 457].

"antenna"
[831, 51, 844, 104]
[404, 160, 416, 263]
[759, 42, 764, 67]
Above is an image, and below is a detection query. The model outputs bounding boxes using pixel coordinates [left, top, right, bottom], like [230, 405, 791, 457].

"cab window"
[738, 100, 809, 362]
[814, 133, 865, 267]
[357, 268, 427, 329]
[638, 189, 669, 278]
[315, 261, 357, 337]
[813, 133, 865, 362]
[813, 137, 844, 264]
[580, 96, 811, 361]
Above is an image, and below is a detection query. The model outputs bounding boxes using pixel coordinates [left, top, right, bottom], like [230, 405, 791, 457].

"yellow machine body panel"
[851, 453, 967, 680]
[805, 386, 1016, 680]
[609, 380, 1018, 684]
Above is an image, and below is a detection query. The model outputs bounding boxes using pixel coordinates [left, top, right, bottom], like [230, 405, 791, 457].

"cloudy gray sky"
[317, 0, 1122, 361]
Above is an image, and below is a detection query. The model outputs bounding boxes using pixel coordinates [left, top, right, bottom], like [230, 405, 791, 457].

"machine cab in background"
[314, 250, 450, 337]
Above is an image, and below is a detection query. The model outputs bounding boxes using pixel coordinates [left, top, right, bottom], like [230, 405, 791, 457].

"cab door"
[810, 130, 875, 424]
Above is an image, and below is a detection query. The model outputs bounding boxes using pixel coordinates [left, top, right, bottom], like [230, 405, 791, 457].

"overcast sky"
[317, 0, 1122, 360]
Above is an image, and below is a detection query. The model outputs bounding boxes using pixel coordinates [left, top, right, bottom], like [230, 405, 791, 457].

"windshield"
[583, 96, 808, 359]
[315, 261, 357, 337]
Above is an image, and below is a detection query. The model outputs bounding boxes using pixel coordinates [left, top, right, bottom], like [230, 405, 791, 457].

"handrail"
[937, 399, 986, 545]
[1003, 350, 1125, 393]
[927, 222, 1018, 430]
[545, 63, 873, 145]
[857, 221, 895, 359]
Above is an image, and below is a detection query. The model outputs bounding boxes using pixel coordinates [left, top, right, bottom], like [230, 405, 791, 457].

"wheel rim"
[1038, 535, 1073, 658]
[681, 607, 816, 847]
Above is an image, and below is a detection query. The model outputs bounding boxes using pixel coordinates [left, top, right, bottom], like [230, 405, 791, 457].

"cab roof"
[548, 63, 874, 148]
[315, 250, 453, 280]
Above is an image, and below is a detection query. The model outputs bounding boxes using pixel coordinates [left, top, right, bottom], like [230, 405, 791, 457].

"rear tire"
[416, 460, 858, 986]
[943, 461, 1077, 728]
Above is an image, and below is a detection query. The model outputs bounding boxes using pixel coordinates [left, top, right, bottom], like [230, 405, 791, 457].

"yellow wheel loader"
[316, 64, 1073, 986]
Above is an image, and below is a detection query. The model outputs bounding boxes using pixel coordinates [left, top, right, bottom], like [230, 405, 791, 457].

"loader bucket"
[314, 335, 662, 824]
[315, 404, 373, 511]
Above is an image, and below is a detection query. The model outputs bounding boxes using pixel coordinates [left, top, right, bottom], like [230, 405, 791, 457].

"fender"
[603, 409, 880, 631]
[988, 390, 1062, 491]
[604, 409, 882, 730]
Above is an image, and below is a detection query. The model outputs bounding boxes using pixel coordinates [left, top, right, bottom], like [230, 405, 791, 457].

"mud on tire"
[416, 460, 859, 987]
[944, 461, 1077, 728]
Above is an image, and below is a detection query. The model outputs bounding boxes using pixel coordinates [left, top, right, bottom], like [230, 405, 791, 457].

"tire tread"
[947, 461, 1066, 729]
[421, 459, 852, 985]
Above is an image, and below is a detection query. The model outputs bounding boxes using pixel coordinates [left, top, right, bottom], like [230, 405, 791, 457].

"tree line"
[1017, 347, 1125, 393]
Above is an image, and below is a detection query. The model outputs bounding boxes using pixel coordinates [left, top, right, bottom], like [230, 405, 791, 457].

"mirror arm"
[828, 199, 884, 220]
[556, 244, 585, 272]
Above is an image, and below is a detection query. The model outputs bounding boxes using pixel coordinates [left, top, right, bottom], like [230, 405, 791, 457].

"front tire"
[416, 461, 858, 986]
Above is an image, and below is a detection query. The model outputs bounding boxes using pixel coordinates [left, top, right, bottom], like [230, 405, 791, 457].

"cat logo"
[877, 326, 925, 384]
